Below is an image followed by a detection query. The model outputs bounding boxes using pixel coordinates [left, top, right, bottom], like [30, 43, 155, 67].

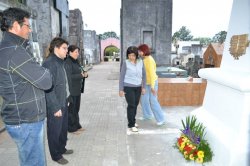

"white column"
[192, 0, 250, 165]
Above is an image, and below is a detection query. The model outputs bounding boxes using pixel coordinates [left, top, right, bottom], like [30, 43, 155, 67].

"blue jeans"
[140, 80, 165, 123]
[5, 120, 46, 166]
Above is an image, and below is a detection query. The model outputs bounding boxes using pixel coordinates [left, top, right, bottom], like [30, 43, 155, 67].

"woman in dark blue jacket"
[65, 45, 88, 134]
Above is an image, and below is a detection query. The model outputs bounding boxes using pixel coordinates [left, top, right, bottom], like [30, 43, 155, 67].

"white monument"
[192, 0, 250, 165]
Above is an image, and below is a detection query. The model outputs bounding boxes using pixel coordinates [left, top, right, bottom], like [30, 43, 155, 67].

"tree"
[212, 31, 227, 43]
[105, 46, 119, 57]
[99, 31, 119, 40]
[192, 37, 212, 47]
[172, 26, 193, 42]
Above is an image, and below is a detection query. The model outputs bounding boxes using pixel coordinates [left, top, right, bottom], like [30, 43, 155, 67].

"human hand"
[141, 88, 146, 95]
[151, 88, 157, 96]
[83, 72, 88, 78]
[81, 72, 85, 77]
[54, 110, 62, 117]
[119, 91, 125, 97]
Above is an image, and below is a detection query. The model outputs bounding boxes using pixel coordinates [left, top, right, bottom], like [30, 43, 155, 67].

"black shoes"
[56, 157, 68, 165]
[63, 149, 74, 155]
[54, 149, 73, 164]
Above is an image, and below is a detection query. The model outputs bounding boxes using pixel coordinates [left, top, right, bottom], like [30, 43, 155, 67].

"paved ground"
[0, 62, 208, 166]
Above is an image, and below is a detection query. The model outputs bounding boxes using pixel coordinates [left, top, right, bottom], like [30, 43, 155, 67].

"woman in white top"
[119, 46, 146, 132]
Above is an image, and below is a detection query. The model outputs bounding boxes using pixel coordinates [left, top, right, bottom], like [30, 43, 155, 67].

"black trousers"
[47, 104, 68, 161]
[68, 95, 82, 132]
[124, 86, 141, 128]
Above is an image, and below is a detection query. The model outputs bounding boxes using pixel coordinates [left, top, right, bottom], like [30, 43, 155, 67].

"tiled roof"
[211, 43, 224, 55]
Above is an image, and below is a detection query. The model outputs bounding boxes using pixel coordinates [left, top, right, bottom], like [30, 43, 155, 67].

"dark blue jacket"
[42, 54, 69, 115]
[64, 56, 85, 96]
[0, 32, 52, 125]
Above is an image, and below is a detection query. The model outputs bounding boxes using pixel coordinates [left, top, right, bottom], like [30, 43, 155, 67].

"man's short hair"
[0, 7, 30, 32]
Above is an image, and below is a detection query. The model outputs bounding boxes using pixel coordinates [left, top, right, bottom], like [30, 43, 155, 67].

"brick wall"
[158, 78, 207, 106]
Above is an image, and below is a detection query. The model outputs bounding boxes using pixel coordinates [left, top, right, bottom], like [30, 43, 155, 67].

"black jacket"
[0, 32, 52, 125]
[64, 56, 85, 96]
[42, 54, 68, 115]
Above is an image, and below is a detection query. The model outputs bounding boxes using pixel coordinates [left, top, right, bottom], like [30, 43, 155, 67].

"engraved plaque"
[229, 34, 249, 60]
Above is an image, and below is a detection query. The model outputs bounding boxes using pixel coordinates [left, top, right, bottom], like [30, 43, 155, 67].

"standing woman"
[138, 44, 166, 126]
[119, 46, 146, 132]
[65, 45, 88, 134]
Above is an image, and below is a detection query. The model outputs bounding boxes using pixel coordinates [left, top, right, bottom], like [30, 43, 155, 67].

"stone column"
[121, 0, 172, 66]
[69, 9, 84, 65]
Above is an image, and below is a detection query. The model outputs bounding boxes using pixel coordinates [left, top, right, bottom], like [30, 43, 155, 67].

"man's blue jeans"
[5, 120, 46, 166]
[140, 80, 165, 123]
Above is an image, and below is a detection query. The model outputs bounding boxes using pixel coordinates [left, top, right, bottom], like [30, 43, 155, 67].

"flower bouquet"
[175, 115, 213, 164]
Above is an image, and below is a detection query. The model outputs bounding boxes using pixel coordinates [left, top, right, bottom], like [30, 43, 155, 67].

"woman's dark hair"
[45, 37, 68, 58]
[68, 45, 80, 54]
[138, 44, 151, 56]
[126, 46, 139, 59]
[0, 7, 30, 32]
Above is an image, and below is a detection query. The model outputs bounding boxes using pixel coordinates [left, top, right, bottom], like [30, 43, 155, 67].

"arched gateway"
[100, 38, 120, 61]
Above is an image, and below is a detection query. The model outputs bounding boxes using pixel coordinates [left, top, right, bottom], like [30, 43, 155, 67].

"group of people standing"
[119, 44, 166, 132]
[0, 7, 87, 165]
[0, 6, 165, 166]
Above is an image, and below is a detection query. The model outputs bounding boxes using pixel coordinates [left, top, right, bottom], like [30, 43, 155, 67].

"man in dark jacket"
[0, 8, 52, 166]
[42, 37, 73, 165]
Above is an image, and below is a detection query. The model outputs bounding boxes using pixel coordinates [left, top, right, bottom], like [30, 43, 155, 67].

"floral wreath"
[175, 115, 213, 164]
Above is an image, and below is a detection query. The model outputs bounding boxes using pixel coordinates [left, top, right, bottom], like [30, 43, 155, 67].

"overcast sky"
[69, 0, 233, 38]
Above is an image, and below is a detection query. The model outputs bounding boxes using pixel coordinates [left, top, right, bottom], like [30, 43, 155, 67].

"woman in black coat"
[64, 45, 88, 134]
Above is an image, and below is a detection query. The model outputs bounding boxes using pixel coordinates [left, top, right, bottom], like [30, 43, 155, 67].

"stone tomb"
[158, 78, 206, 106]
